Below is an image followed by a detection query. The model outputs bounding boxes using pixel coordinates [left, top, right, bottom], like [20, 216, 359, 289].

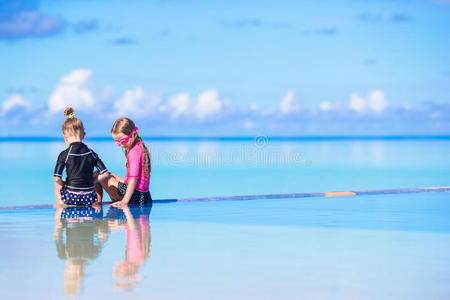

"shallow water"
[1, 139, 449, 299]
[1, 139, 449, 206]
[1, 192, 449, 299]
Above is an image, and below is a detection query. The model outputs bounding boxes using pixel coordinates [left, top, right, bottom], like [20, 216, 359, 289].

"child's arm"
[111, 178, 138, 207]
[54, 151, 66, 205]
[53, 176, 64, 205]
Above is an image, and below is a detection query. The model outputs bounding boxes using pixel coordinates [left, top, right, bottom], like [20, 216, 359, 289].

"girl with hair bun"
[99, 117, 152, 207]
[53, 107, 109, 206]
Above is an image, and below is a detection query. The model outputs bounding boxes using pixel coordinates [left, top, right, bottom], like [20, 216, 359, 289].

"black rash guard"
[54, 142, 108, 192]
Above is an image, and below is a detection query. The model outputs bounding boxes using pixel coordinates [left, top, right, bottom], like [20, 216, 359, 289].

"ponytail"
[62, 106, 84, 134]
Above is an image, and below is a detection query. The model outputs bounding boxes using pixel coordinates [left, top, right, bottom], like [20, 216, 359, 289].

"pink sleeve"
[127, 146, 142, 178]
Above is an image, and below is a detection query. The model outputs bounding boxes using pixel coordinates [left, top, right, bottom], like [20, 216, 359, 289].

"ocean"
[1, 137, 450, 299]
[1, 137, 449, 206]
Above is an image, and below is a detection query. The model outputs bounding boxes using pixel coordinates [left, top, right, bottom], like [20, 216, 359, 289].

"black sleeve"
[54, 151, 66, 177]
[91, 150, 108, 174]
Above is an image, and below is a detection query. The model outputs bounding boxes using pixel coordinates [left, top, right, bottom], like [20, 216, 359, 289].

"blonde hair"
[62, 107, 85, 135]
[111, 118, 151, 178]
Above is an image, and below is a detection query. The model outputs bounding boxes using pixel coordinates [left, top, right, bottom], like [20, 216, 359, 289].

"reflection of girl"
[54, 206, 108, 297]
[106, 206, 151, 290]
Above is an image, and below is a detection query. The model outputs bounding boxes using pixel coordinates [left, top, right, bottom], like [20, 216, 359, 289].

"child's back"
[55, 142, 107, 191]
[53, 107, 108, 206]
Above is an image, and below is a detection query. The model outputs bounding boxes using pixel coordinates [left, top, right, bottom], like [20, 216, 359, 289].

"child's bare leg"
[54, 182, 63, 205]
[98, 173, 124, 202]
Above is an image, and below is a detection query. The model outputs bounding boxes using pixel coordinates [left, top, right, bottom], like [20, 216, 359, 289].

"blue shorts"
[60, 188, 98, 206]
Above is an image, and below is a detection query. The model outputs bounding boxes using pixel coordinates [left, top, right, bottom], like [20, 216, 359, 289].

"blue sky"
[1, 0, 449, 136]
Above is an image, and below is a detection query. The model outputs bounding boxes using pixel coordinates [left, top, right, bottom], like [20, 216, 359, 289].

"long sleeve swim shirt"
[124, 141, 150, 192]
[54, 141, 107, 191]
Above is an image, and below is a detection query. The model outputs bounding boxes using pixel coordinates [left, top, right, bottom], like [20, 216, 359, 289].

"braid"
[125, 131, 139, 170]
[139, 137, 151, 178]
[125, 133, 151, 178]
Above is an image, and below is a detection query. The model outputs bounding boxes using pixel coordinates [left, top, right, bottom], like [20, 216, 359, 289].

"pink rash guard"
[125, 141, 150, 192]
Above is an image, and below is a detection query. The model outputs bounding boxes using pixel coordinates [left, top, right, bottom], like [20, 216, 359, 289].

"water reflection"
[106, 206, 152, 290]
[54, 205, 151, 297]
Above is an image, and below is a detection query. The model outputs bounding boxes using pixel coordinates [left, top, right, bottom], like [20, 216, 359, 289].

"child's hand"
[111, 200, 129, 208]
[92, 201, 102, 213]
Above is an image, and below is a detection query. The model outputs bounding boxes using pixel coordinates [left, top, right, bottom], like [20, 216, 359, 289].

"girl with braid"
[100, 118, 152, 207]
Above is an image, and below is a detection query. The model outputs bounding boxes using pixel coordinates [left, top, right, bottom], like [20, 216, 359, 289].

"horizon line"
[1, 135, 450, 142]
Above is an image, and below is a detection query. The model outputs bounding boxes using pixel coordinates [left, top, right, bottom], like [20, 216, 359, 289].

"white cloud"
[367, 90, 387, 113]
[167, 92, 190, 119]
[350, 93, 366, 112]
[279, 90, 300, 114]
[159, 89, 227, 121]
[48, 69, 95, 113]
[113, 87, 162, 118]
[192, 89, 223, 119]
[1, 94, 32, 115]
[4, 67, 442, 136]
[249, 103, 259, 111]
[319, 101, 331, 112]
[350, 90, 387, 113]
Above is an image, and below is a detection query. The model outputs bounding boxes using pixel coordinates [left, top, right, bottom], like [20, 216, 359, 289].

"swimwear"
[125, 141, 150, 192]
[60, 187, 97, 206]
[54, 141, 107, 192]
[117, 181, 152, 205]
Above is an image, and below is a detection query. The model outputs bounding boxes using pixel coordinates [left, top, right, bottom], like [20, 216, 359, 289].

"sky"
[0, 0, 449, 136]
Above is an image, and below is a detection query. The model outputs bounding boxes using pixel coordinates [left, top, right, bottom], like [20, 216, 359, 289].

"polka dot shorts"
[61, 188, 97, 206]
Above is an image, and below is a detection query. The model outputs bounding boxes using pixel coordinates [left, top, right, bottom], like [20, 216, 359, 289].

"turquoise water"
[1, 139, 449, 206]
[1, 192, 449, 299]
[1, 139, 449, 299]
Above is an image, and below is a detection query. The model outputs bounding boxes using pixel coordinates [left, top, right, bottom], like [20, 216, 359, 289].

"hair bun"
[64, 107, 75, 118]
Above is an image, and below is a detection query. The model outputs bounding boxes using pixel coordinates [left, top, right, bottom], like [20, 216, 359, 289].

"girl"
[100, 118, 152, 207]
[54, 107, 109, 206]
